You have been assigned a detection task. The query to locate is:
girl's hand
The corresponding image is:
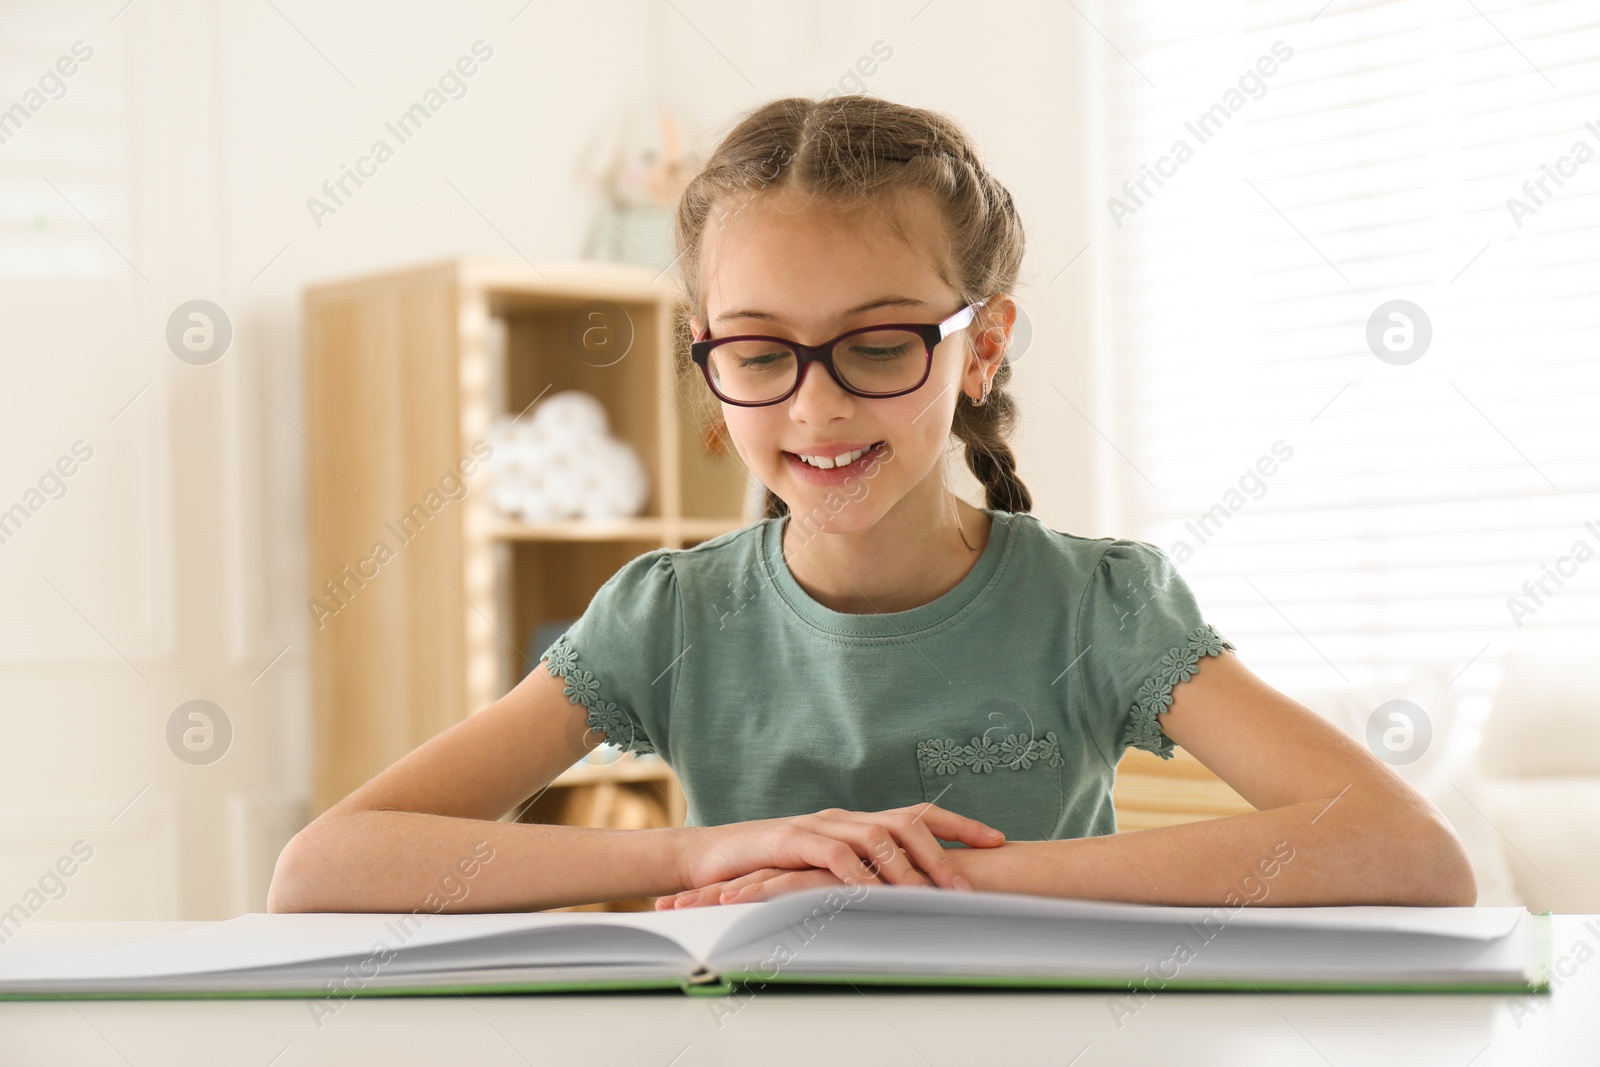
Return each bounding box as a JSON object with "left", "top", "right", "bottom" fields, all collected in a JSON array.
[
  {"left": 666, "top": 804, "right": 1004, "bottom": 906},
  {"left": 659, "top": 865, "right": 849, "bottom": 909}
]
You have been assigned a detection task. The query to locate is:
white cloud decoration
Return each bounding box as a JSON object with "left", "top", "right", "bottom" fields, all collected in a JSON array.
[{"left": 485, "top": 391, "right": 649, "bottom": 521}]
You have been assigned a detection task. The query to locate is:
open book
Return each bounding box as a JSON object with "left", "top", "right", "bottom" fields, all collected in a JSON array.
[{"left": 0, "top": 885, "right": 1549, "bottom": 1000}]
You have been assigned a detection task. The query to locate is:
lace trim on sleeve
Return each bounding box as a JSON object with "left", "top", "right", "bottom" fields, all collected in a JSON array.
[
  {"left": 1122, "top": 623, "right": 1234, "bottom": 760},
  {"left": 540, "top": 634, "right": 657, "bottom": 756}
]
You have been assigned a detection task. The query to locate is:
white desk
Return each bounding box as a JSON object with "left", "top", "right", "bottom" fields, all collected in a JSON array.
[{"left": 1, "top": 915, "right": 1594, "bottom": 1066}]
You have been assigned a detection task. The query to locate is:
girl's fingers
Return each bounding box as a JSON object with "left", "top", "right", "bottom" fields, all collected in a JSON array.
[
  {"left": 662, "top": 867, "right": 793, "bottom": 909},
  {"left": 830, "top": 812, "right": 965, "bottom": 890},
  {"left": 716, "top": 866, "right": 782, "bottom": 892},
  {"left": 793, "top": 828, "right": 897, "bottom": 888},
  {"left": 696, "top": 866, "right": 783, "bottom": 902},
  {"left": 813, "top": 806, "right": 1000, "bottom": 889},
  {"left": 669, "top": 830, "right": 887, "bottom": 907},
  {"left": 657, "top": 884, "right": 722, "bottom": 909},
  {"left": 720, "top": 869, "right": 838, "bottom": 904},
  {"left": 671, "top": 806, "right": 1002, "bottom": 905},
  {"left": 659, "top": 886, "right": 713, "bottom": 908},
  {"left": 906, "top": 804, "right": 1007, "bottom": 848},
  {"left": 885, "top": 819, "right": 971, "bottom": 891},
  {"left": 807, "top": 819, "right": 933, "bottom": 887},
  {"left": 661, "top": 881, "right": 747, "bottom": 908}
]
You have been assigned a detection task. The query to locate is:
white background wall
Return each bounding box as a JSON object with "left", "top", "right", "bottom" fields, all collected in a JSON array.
[{"left": 0, "top": 1, "right": 1097, "bottom": 919}]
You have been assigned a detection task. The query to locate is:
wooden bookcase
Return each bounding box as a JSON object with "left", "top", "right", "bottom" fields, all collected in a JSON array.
[
  {"left": 302, "top": 258, "right": 751, "bottom": 910},
  {"left": 301, "top": 257, "right": 1250, "bottom": 912}
]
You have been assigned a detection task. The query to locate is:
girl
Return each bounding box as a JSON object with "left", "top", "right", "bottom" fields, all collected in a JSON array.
[{"left": 268, "top": 96, "right": 1474, "bottom": 916}]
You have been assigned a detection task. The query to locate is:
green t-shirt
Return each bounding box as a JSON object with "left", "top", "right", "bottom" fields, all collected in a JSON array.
[{"left": 538, "top": 509, "right": 1233, "bottom": 843}]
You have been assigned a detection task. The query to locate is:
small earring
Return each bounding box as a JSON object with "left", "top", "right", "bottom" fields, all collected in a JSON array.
[{"left": 969, "top": 380, "right": 990, "bottom": 407}]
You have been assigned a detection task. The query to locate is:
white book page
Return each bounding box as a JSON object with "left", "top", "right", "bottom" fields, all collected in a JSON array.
[
  {"left": 2, "top": 887, "right": 1529, "bottom": 990},
  {"left": 712, "top": 910, "right": 1534, "bottom": 984},
  {"left": 377, "top": 905, "right": 767, "bottom": 976},
  {"left": 10, "top": 962, "right": 696, "bottom": 997},
  {"left": 10, "top": 907, "right": 753, "bottom": 984},
  {"left": 703, "top": 886, "right": 1528, "bottom": 970}
]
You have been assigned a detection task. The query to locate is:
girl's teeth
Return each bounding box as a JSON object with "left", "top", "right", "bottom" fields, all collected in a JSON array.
[
  {"left": 800, "top": 444, "right": 876, "bottom": 469},
  {"left": 805, "top": 450, "right": 858, "bottom": 469}
]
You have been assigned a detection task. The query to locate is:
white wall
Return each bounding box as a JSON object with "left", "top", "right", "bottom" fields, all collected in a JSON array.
[{"left": 0, "top": 0, "right": 1093, "bottom": 920}]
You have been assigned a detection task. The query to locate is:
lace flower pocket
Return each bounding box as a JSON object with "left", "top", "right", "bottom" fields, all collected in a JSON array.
[{"left": 913, "top": 730, "right": 1065, "bottom": 843}]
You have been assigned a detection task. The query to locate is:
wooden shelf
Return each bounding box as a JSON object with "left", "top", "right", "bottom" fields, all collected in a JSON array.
[
  {"left": 1111, "top": 748, "right": 1254, "bottom": 831},
  {"left": 550, "top": 753, "right": 678, "bottom": 787},
  {"left": 302, "top": 258, "right": 749, "bottom": 858}
]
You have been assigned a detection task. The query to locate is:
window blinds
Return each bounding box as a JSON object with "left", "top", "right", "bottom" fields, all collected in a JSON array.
[
  {"left": 1095, "top": 0, "right": 1600, "bottom": 712},
  {"left": 0, "top": 18, "right": 127, "bottom": 278}
]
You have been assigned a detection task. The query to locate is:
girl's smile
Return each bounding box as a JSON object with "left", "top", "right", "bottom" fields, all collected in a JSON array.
[{"left": 782, "top": 440, "right": 890, "bottom": 483}]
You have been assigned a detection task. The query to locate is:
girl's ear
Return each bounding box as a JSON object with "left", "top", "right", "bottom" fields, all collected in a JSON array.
[
  {"left": 689, "top": 317, "right": 707, "bottom": 342},
  {"left": 972, "top": 295, "right": 1017, "bottom": 368}
]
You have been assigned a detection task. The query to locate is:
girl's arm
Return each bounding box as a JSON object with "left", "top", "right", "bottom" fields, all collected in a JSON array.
[
  {"left": 951, "top": 649, "right": 1478, "bottom": 906},
  {"left": 672, "top": 650, "right": 1476, "bottom": 909},
  {"left": 267, "top": 662, "right": 687, "bottom": 913},
  {"left": 268, "top": 661, "right": 1002, "bottom": 912}
]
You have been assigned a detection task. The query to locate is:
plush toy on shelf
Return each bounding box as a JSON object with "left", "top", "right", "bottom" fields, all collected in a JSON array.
[
  {"left": 485, "top": 390, "right": 649, "bottom": 522},
  {"left": 579, "top": 106, "right": 694, "bottom": 270}
]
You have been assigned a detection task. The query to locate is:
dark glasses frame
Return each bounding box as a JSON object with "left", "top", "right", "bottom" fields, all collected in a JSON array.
[{"left": 689, "top": 298, "right": 989, "bottom": 407}]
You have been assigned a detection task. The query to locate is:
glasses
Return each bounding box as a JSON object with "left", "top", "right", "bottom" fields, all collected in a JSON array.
[{"left": 690, "top": 298, "right": 988, "bottom": 407}]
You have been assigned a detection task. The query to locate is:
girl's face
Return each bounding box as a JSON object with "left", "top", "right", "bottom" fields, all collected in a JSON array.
[{"left": 692, "top": 188, "right": 999, "bottom": 532}]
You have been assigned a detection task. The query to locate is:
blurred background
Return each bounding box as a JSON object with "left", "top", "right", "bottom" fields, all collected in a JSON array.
[{"left": 1, "top": 0, "right": 1597, "bottom": 922}]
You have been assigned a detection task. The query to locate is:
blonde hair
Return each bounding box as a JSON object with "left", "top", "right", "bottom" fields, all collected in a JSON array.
[{"left": 672, "top": 95, "right": 1033, "bottom": 518}]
